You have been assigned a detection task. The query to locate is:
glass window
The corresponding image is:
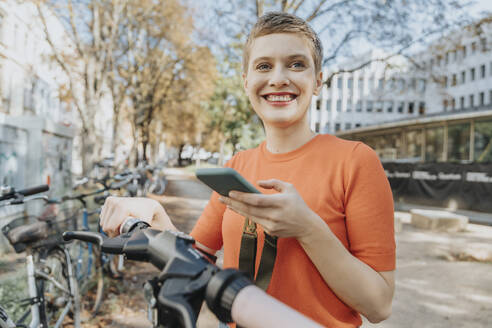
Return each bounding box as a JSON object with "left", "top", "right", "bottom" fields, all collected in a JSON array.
[
  {"left": 398, "top": 101, "right": 404, "bottom": 113},
  {"left": 378, "top": 78, "right": 384, "bottom": 90},
  {"left": 356, "top": 101, "right": 362, "bottom": 112},
  {"left": 372, "top": 133, "right": 402, "bottom": 161},
  {"left": 419, "top": 102, "right": 425, "bottom": 115},
  {"left": 463, "top": 46, "right": 467, "bottom": 58},
  {"left": 375, "top": 101, "right": 383, "bottom": 112},
  {"left": 346, "top": 101, "right": 352, "bottom": 112},
  {"left": 335, "top": 123, "right": 341, "bottom": 131},
  {"left": 460, "top": 96, "right": 465, "bottom": 109},
  {"left": 452, "top": 74, "right": 457, "bottom": 86},
  {"left": 410, "top": 78, "right": 416, "bottom": 90},
  {"left": 481, "top": 64, "right": 486, "bottom": 78},
  {"left": 447, "top": 123, "right": 470, "bottom": 162},
  {"left": 471, "top": 67, "right": 475, "bottom": 81},
  {"left": 470, "top": 94, "right": 474, "bottom": 108},
  {"left": 355, "top": 123, "right": 361, "bottom": 128},
  {"left": 445, "top": 52, "right": 449, "bottom": 65},
  {"left": 452, "top": 98, "right": 456, "bottom": 110},
  {"left": 347, "top": 78, "right": 353, "bottom": 89},
  {"left": 408, "top": 102, "right": 414, "bottom": 114},
  {"left": 386, "top": 101, "right": 393, "bottom": 113},
  {"left": 397, "top": 78, "right": 405, "bottom": 91},
  {"left": 405, "top": 130, "right": 423, "bottom": 161},
  {"left": 326, "top": 100, "right": 331, "bottom": 111},
  {"left": 480, "top": 92, "right": 485, "bottom": 106},
  {"left": 316, "top": 99, "right": 321, "bottom": 110},
  {"left": 419, "top": 79, "right": 426, "bottom": 92},
  {"left": 425, "top": 127, "right": 445, "bottom": 162},
  {"left": 366, "top": 100, "right": 373, "bottom": 112},
  {"left": 337, "top": 77, "right": 342, "bottom": 88},
  {"left": 345, "top": 123, "right": 351, "bottom": 130},
  {"left": 472, "top": 41, "right": 477, "bottom": 53},
  {"left": 474, "top": 119, "right": 492, "bottom": 162},
  {"left": 336, "top": 100, "right": 341, "bottom": 112},
  {"left": 461, "top": 71, "right": 466, "bottom": 84},
  {"left": 358, "top": 78, "right": 363, "bottom": 96},
  {"left": 315, "top": 122, "right": 320, "bottom": 132},
  {"left": 443, "top": 99, "right": 448, "bottom": 111},
  {"left": 443, "top": 76, "right": 448, "bottom": 88}
]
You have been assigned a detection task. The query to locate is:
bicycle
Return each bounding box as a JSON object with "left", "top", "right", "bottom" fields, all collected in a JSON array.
[
  {"left": 0, "top": 184, "right": 81, "bottom": 328},
  {"left": 61, "top": 174, "right": 134, "bottom": 319},
  {"left": 62, "top": 219, "right": 323, "bottom": 328}
]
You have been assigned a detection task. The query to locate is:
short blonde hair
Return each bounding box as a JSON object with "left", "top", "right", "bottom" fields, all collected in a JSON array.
[{"left": 243, "top": 12, "right": 323, "bottom": 74}]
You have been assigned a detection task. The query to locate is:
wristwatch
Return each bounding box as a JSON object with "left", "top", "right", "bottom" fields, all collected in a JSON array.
[{"left": 120, "top": 217, "right": 150, "bottom": 234}]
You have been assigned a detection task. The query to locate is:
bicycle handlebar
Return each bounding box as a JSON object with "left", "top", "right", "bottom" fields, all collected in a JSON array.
[
  {"left": 62, "top": 223, "right": 322, "bottom": 328},
  {"left": 0, "top": 184, "right": 49, "bottom": 201}
]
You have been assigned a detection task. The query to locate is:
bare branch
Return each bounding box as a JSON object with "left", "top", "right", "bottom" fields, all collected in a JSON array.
[
  {"left": 292, "top": 0, "right": 306, "bottom": 14},
  {"left": 305, "top": 0, "right": 329, "bottom": 22}
]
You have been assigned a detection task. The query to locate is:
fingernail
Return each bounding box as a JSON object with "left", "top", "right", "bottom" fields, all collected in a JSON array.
[{"left": 219, "top": 197, "right": 225, "bottom": 203}]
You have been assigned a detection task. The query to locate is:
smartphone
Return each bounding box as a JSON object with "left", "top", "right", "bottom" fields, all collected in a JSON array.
[{"left": 195, "top": 168, "right": 260, "bottom": 196}]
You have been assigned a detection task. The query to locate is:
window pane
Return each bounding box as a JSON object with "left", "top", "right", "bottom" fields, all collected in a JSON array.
[
  {"left": 447, "top": 123, "right": 470, "bottom": 162},
  {"left": 425, "top": 127, "right": 445, "bottom": 162},
  {"left": 474, "top": 119, "right": 492, "bottom": 162},
  {"left": 376, "top": 133, "right": 402, "bottom": 161},
  {"left": 405, "top": 130, "right": 423, "bottom": 161}
]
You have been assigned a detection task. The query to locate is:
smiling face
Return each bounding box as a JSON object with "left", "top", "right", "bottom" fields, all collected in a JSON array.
[{"left": 243, "top": 33, "right": 322, "bottom": 129}]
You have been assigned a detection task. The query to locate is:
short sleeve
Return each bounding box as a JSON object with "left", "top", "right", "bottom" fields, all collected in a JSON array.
[
  {"left": 189, "top": 190, "right": 225, "bottom": 251},
  {"left": 189, "top": 158, "right": 237, "bottom": 251},
  {"left": 344, "top": 143, "right": 396, "bottom": 271}
]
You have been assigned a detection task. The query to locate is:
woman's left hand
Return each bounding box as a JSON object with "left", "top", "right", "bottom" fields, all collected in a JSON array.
[{"left": 219, "top": 179, "right": 322, "bottom": 239}]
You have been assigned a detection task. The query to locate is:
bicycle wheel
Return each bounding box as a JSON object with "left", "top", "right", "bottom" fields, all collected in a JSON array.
[
  {"left": 77, "top": 245, "right": 104, "bottom": 320},
  {"left": 37, "top": 246, "right": 80, "bottom": 327}
]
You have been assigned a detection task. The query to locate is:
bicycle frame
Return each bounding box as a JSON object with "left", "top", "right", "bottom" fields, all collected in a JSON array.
[{"left": 3, "top": 247, "right": 79, "bottom": 328}]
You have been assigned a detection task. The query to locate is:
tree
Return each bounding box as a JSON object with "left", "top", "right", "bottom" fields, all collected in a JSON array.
[
  {"left": 115, "top": 0, "right": 217, "bottom": 165},
  {"left": 36, "top": 0, "right": 128, "bottom": 174}
]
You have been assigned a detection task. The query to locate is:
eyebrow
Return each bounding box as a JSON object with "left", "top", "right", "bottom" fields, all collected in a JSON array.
[{"left": 252, "top": 54, "right": 310, "bottom": 65}]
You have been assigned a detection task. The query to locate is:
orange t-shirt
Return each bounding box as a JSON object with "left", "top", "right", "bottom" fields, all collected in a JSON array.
[{"left": 190, "top": 134, "right": 396, "bottom": 327}]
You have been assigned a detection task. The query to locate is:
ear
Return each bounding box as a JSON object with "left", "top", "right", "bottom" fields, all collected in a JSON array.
[
  {"left": 242, "top": 72, "right": 248, "bottom": 91},
  {"left": 313, "top": 71, "right": 323, "bottom": 96}
]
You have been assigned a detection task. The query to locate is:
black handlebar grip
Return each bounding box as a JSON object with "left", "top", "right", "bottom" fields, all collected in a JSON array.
[
  {"left": 0, "top": 184, "right": 49, "bottom": 201},
  {"left": 18, "top": 184, "right": 49, "bottom": 197}
]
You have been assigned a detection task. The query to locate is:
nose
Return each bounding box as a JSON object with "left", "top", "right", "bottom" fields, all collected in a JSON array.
[{"left": 268, "top": 66, "right": 290, "bottom": 87}]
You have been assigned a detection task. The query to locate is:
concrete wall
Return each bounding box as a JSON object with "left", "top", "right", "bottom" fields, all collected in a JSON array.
[{"left": 0, "top": 113, "right": 74, "bottom": 253}]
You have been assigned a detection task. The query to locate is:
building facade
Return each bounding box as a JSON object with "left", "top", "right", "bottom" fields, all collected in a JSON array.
[{"left": 310, "top": 20, "right": 492, "bottom": 134}]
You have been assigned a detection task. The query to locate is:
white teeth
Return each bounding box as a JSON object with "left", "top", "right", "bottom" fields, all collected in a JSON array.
[{"left": 265, "top": 95, "right": 294, "bottom": 102}]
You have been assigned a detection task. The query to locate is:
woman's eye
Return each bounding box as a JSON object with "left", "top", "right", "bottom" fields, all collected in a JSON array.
[
  {"left": 256, "top": 63, "right": 271, "bottom": 71},
  {"left": 291, "top": 61, "right": 306, "bottom": 69}
]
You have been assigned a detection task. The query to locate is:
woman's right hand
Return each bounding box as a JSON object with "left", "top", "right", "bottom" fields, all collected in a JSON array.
[{"left": 100, "top": 196, "right": 176, "bottom": 237}]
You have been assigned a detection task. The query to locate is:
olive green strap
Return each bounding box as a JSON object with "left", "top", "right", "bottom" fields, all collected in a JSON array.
[
  {"left": 238, "top": 218, "right": 278, "bottom": 291},
  {"left": 238, "top": 218, "right": 257, "bottom": 281},
  {"left": 255, "top": 232, "right": 277, "bottom": 291}
]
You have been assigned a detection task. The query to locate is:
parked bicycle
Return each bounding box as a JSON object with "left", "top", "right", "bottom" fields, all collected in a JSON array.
[
  {"left": 62, "top": 173, "right": 135, "bottom": 319},
  {"left": 0, "top": 184, "right": 81, "bottom": 328},
  {"left": 63, "top": 219, "right": 322, "bottom": 328}
]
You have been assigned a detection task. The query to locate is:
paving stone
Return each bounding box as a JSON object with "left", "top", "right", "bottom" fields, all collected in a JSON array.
[{"left": 410, "top": 209, "right": 468, "bottom": 232}]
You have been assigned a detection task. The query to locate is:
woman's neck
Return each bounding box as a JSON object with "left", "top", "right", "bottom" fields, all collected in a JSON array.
[{"left": 264, "top": 123, "right": 316, "bottom": 154}]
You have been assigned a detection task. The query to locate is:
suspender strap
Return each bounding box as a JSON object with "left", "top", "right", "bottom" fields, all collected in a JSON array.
[{"left": 238, "top": 217, "right": 278, "bottom": 291}]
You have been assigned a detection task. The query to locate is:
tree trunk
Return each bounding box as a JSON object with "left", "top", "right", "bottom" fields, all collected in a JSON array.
[
  {"left": 218, "top": 138, "right": 226, "bottom": 166},
  {"left": 178, "top": 143, "right": 185, "bottom": 167}
]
